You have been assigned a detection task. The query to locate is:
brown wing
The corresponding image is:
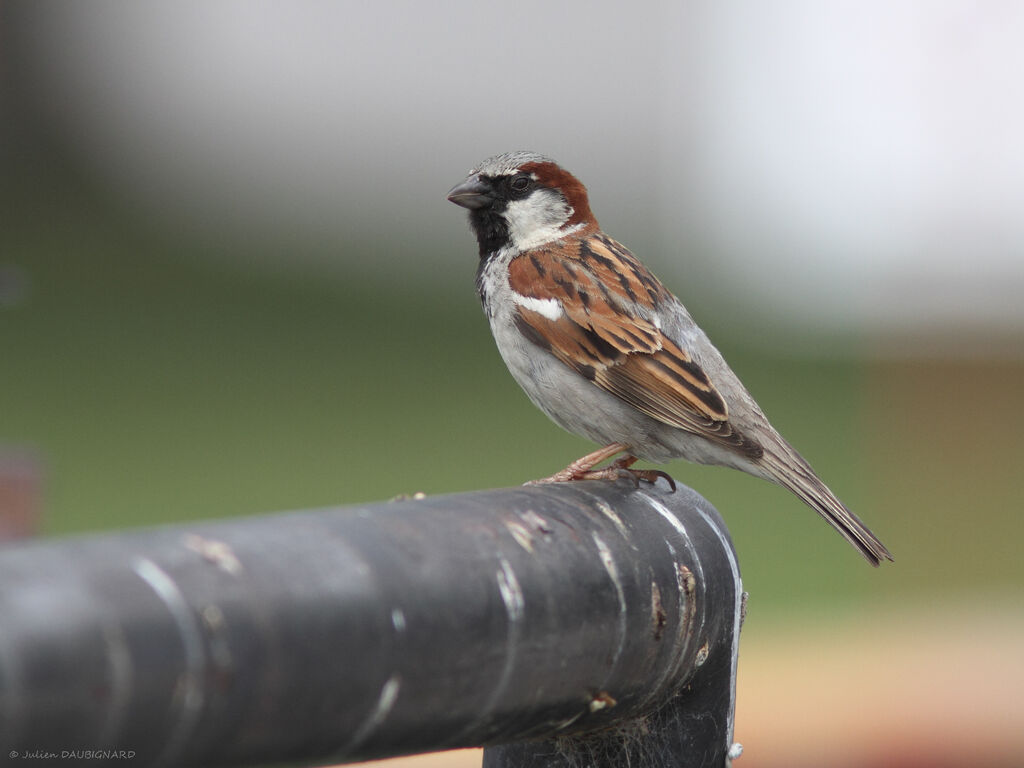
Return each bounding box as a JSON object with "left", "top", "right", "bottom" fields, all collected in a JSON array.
[{"left": 509, "top": 235, "right": 762, "bottom": 457}]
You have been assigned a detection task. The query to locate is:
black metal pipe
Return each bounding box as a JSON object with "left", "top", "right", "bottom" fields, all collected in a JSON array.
[{"left": 0, "top": 481, "right": 743, "bottom": 768}]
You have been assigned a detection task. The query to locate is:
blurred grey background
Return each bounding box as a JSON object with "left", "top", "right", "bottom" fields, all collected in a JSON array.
[
  {"left": 7, "top": 1, "right": 1024, "bottom": 346},
  {"left": 2, "top": 3, "right": 1023, "bottom": 763}
]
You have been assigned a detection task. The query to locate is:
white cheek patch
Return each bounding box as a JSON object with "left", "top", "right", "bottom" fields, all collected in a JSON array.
[
  {"left": 513, "top": 294, "right": 564, "bottom": 321},
  {"left": 503, "top": 190, "right": 583, "bottom": 251}
]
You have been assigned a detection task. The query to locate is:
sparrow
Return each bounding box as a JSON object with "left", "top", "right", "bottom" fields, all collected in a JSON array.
[{"left": 447, "top": 151, "right": 892, "bottom": 567}]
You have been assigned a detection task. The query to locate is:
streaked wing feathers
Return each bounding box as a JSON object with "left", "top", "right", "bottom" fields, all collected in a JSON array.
[{"left": 509, "top": 235, "right": 762, "bottom": 457}]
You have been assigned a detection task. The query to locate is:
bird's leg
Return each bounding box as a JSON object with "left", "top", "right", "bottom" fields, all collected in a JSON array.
[
  {"left": 527, "top": 443, "right": 628, "bottom": 484},
  {"left": 527, "top": 443, "right": 676, "bottom": 491}
]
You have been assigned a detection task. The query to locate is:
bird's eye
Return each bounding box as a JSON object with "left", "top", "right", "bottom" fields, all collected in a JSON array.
[{"left": 510, "top": 175, "right": 531, "bottom": 192}]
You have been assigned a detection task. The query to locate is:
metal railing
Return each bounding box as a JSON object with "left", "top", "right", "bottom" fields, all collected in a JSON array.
[{"left": 0, "top": 481, "right": 744, "bottom": 768}]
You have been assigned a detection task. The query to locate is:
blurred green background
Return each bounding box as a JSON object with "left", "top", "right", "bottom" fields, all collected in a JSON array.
[{"left": 4, "top": 151, "right": 1021, "bottom": 610}]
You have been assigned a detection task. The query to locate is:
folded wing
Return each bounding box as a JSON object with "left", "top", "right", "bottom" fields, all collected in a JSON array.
[{"left": 509, "top": 235, "right": 763, "bottom": 459}]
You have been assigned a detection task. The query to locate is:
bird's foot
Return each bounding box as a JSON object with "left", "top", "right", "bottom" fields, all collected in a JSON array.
[
  {"left": 525, "top": 445, "right": 676, "bottom": 491},
  {"left": 603, "top": 455, "right": 676, "bottom": 491},
  {"left": 612, "top": 467, "right": 677, "bottom": 492}
]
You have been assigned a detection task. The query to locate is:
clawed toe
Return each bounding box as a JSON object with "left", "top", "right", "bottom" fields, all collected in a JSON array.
[
  {"left": 607, "top": 455, "right": 677, "bottom": 491},
  {"left": 596, "top": 466, "right": 676, "bottom": 491},
  {"left": 527, "top": 465, "right": 676, "bottom": 491},
  {"left": 524, "top": 444, "right": 676, "bottom": 491},
  {"left": 628, "top": 468, "right": 677, "bottom": 491}
]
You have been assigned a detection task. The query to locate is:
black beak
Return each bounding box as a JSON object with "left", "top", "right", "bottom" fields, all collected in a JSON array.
[{"left": 446, "top": 173, "right": 493, "bottom": 210}]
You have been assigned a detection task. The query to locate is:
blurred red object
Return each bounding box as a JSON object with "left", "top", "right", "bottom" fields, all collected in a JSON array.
[{"left": 0, "top": 451, "right": 42, "bottom": 540}]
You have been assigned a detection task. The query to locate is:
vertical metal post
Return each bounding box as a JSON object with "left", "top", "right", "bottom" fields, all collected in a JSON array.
[{"left": 482, "top": 490, "right": 744, "bottom": 768}]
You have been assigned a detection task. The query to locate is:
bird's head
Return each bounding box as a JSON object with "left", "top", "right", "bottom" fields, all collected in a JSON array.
[{"left": 447, "top": 151, "right": 597, "bottom": 256}]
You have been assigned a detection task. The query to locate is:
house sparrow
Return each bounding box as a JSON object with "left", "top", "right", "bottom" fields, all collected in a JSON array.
[{"left": 447, "top": 151, "right": 892, "bottom": 566}]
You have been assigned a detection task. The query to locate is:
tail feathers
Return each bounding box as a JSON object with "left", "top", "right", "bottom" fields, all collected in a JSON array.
[{"left": 761, "top": 449, "right": 893, "bottom": 567}]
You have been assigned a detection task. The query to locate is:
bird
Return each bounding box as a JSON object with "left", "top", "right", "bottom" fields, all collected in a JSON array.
[{"left": 447, "top": 151, "right": 892, "bottom": 567}]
